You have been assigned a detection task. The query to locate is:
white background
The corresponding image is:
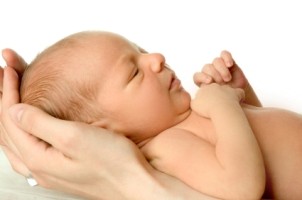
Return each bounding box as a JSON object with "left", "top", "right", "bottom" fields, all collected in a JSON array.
[
  {"left": 0, "top": 1, "right": 301, "bottom": 199},
  {"left": 1, "top": 0, "right": 301, "bottom": 113}
]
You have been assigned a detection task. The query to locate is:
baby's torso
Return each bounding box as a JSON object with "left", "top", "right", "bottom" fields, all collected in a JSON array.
[
  {"left": 243, "top": 105, "right": 302, "bottom": 198},
  {"left": 141, "top": 105, "right": 302, "bottom": 199}
]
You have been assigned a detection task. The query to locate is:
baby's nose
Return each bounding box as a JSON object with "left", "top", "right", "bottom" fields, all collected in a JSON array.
[{"left": 147, "top": 53, "right": 165, "bottom": 73}]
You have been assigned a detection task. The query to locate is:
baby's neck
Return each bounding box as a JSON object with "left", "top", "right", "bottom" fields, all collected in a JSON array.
[
  {"left": 138, "top": 110, "right": 215, "bottom": 148},
  {"left": 137, "top": 109, "right": 192, "bottom": 148}
]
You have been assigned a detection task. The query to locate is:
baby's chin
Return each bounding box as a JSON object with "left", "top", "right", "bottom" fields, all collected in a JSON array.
[{"left": 177, "top": 106, "right": 192, "bottom": 123}]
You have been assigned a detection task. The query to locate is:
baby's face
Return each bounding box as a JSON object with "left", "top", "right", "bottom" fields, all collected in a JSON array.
[{"left": 78, "top": 32, "right": 191, "bottom": 144}]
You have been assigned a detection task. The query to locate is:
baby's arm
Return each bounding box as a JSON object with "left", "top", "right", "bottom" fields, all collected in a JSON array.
[
  {"left": 191, "top": 84, "right": 265, "bottom": 199},
  {"left": 144, "top": 84, "right": 265, "bottom": 200},
  {"left": 194, "top": 51, "right": 262, "bottom": 106}
]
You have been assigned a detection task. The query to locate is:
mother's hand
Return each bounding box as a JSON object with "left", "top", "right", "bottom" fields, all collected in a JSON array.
[
  {"left": 7, "top": 103, "right": 155, "bottom": 199},
  {"left": 1, "top": 48, "right": 29, "bottom": 176}
]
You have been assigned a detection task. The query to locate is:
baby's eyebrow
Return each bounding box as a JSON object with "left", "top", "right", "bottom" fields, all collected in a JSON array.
[{"left": 138, "top": 47, "right": 148, "bottom": 53}]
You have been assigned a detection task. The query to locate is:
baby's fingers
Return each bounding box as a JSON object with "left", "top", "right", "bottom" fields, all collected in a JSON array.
[
  {"left": 220, "top": 50, "right": 234, "bottom": 67},
  {"left": 212, "top": 58, "right": 232, "bottom": 82},
  {"left": 193, "top": 72, "right": 213, "bottom": 86}
]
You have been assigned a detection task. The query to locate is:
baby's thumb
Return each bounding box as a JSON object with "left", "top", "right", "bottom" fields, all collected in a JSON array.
[{"left": 236, "top": 88, "right": 245, "bottom": 102}]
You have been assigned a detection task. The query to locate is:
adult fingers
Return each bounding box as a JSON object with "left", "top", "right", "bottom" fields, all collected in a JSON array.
[
  {"left": 0, "top": 68, "right": 4, "bottom": 114},
  {"left": 0, "top": 122, "right": 22, "bottom": 158},
  {"left": 2, "top": 67, "right": 20, "bottom": 112},
  {"left": 2, "top": 109, "right": 72, "bottom": 177},
  {"left": 0, "top": 67, "right": 3, "bottom": 91},
  {"left": 1, "top": 48, "right": 26, "bottom": 113},
  {"left": 2, "top": 144, "right": 76, "bottom": 192},
  {"left": 2, "top": 48, "right": 27, "bottom": 75},
  {"left": 2, "top": 67, "right": 56, "bottom": 166},
  {"left": 1, "top": 67, "right": 23, "bottom": 156},
  {"left": 9, "top": 103, "right": 80, "bottom": 156},
  {"left": 1, "top": 146, "right": 30, "bottom": 176}
]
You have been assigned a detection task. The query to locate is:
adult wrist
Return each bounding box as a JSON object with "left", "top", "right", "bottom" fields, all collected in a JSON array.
[
  {"left": 108, "top": 160, "right": 184, "bottom": 200},
  {"left": 87, "top": 162, "right": 215, "bottom": 200},
  {"left": 117, "top": 162, "right": 175, "bottom": 200},
  {"left": 146, "top": 169, "right": 217, "bottom": 200}
]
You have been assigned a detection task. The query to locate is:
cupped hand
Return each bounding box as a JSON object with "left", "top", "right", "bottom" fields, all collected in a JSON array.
[
  {"left": 1, "top": 48, "right": 27, "bottom": 138},
  {"left": 7, "top": 102, "right": 152, "bottom": 199},
  {"left": 1, "top": 48, "right": 27, "bottom": 75},
  {"left": 1, "top": 48, "right": 29, "bottom": 174}
]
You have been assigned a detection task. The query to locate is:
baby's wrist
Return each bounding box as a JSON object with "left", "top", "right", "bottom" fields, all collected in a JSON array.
[{"left": 209, "top": 101, "right": 241, "bottom": 116}]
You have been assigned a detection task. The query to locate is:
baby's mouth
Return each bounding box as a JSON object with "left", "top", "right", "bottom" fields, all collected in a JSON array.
[{"left": 169, "top": 74, "right": 181, "bottom": 90}]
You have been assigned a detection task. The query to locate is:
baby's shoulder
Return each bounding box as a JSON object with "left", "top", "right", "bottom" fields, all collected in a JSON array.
[{"left": 140, "top": 128, "right": 207, "bottom": 166}]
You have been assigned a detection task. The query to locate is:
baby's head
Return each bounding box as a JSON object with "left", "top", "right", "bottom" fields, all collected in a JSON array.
[
  {"left": 21, "top": 31, "right": 191, "bottom": 144},
  {"left": 21, "top": 31, "right": 102, "bottom": 124}
]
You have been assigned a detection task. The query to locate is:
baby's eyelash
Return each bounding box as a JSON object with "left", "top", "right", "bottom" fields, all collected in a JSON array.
[
  {"left": 133, "top": 69, "right": 139, "bottom": 77},
  {"left": 130, "top": 68, "right": 139, "bottom": 81}
]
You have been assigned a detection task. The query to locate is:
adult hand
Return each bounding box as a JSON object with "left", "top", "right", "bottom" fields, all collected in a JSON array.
[
  {"left": 1, "top": 48, "right": 29, "bottom": 176},
  {"left": 7, "top": 104, "right": 154, "bottom": 199},
  {"left": 1, "top": 48, "right": 27, "bottom": 75},
  {"left": 1, "top": 48, "right": 27, "bottom": 125}
]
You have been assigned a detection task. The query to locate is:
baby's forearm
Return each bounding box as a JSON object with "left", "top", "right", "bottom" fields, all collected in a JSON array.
[
  {"left": 211, "top": 102, "right": 265, "bottom": 195},
  {"left": 213, "top": 102, "right": 263, "bottom": 168}
]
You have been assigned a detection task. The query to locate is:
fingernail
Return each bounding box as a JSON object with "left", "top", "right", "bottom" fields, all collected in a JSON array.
[
  {"left": 227, "top": 61, "right": 233, "bottom": 67},
  {"left": 9, "top": 104, "right": 24, "bottom": 122},
  {"left": 206, "top": 76, "right": 212, "bottom": 83},
  {"left": 225, "top": 75, "right": 231, "bottom": 82}
]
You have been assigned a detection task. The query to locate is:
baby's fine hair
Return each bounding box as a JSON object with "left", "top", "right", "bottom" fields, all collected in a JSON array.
[{"left": 20, "top": 32, "right": 102, "bottom": 123}]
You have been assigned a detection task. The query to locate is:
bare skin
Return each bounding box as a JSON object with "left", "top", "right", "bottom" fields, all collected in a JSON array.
[
  {"left": 0, "top": 49, "right": 221, "bottom": 200},
  {"left": 2, "top": 45, "right": 302, "bottom": 199},
  {"left": 140, "top": 95, "right": 302, "bottom": 200},
  {"left": 193, "top": 52, "right": 302, "bottom": 199}
]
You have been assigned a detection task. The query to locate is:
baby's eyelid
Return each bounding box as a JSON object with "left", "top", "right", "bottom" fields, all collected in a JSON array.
[
  {"left": 129, "top": 67, "right": 139, "bottom": 81},
  {"left": 133, "top": 68, "right": 139, "bottom": 77}
]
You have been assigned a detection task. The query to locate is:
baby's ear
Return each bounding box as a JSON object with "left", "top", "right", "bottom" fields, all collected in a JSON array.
[{"left": 90, "top": 118, "right": 110, "bottom": 129}]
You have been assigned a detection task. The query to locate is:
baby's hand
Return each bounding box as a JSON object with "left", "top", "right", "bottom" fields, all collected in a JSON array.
[
  {"left": 191, "top": 83, "right": 245, "bottom": 118},
  {"left": 194, "top": 50, "right": 248, "bottom": 89}
]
